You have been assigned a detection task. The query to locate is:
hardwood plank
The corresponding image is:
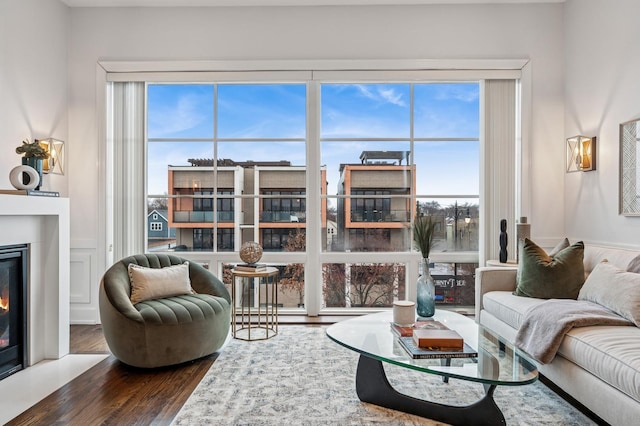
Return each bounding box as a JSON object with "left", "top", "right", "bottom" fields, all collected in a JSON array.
[
  {"left": 69, "top": 324, "right": 110, "bottom": 354},
  {"left": 7, "top": 354, "right": 216, "bottom": 425}
]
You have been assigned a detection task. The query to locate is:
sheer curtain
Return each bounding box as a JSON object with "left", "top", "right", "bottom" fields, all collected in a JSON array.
[
  {"left": 481, "top": 79, "right": 517, "bottom": 265},
  {"left": 106, "top": 81, "right": 145, "bottom": 262}
]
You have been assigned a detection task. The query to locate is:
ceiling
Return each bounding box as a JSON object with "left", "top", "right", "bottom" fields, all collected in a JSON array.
[{"left": 60, "top": 0, "right": 563, "bottom": 8}]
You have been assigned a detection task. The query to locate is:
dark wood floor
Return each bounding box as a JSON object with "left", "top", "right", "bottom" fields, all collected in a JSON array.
[{"left": 7, "top": 317, "right": 343, "bottom": 425}]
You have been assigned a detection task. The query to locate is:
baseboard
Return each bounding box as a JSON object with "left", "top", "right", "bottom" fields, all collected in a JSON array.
[
  {"left": 538, "top": 374, "right": 610, "bottom": 426},
  {"left": 70, "top": 306, "right": 99, "bottom": 324}
]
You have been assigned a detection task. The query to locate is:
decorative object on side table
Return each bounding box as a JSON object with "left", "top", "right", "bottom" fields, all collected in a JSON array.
[
  {"left": 499, "top": 218, "right": 508, "bottom": 263},
  {"left": 13, "top": 139, "right": 48, "bottom": 191},
  {"left": 239, "top": 241, "right": 263, "bottom": 264},
  {"left": 236, "top": 242, "right": 266, "bottom": 271},
  {"left": 413, "top": 215, "right": 436, "bottom": 318},
  {"left": 516, "top": 216, "right": 531, "bottom": 262}
]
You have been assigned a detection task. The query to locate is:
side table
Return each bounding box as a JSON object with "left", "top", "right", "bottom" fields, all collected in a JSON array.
[{"left": 231, "top": 266, "right": 279, "bottom": 341}]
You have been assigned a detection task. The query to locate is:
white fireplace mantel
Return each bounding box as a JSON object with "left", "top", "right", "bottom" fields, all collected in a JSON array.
[{"left": 0, "top": 194, "right": 70, "bottom": 364}]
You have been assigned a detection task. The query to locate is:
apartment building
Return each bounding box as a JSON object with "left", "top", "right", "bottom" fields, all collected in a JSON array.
[{"left": 167, "top": 158, "right": 326, "bottom": 252}]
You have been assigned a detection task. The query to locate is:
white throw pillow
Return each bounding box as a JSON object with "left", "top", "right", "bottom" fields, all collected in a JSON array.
[
  {"left": 578, "top": 261, "right": 640, "bottom": 327},
  {"left": 128, "top": 262, "right": 193, "bottom": 304}
]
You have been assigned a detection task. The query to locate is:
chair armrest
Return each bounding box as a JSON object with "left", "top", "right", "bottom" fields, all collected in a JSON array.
[
  {"left": 100, "top": 266, "right": 144, "bottom": 322},
  {"left": 189, "top": 262, "right": 231, "bottom": 305},
  {"left": 474, "top": 267, "right": 517, "bottom": 320}
]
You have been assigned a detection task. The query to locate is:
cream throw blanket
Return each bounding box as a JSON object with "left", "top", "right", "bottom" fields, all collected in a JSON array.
[{"left": 515, "top": 299, "right": 633, "bottom": 364}]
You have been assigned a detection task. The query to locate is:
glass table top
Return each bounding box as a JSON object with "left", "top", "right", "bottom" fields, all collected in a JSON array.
[{"left": 326, "top": 310, "right": 538, "bottom": 386}]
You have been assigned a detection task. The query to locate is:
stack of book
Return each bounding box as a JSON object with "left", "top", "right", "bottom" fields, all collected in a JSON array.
[
  {"left": 234, "top": 263, "right": 268, "bottom": 272},
  {"left": 392, "top": 320, "right": 478, "bottom": 359},
  {"left": 0, "top": 189, "right": 60, "bottom": 197},
  {"left": 390, "top": 320, "right": 448, "bottom": 337}
]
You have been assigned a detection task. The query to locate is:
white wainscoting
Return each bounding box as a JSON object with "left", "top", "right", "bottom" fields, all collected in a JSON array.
[{"left": 70, "top": 248, "right": 99, "bottom": 324}]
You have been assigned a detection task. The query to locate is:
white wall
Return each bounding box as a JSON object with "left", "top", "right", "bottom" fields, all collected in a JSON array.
[
  {"left": 67, "top": 3, "right": 565, "bottom": 322},
  {"left": 0, "top": 0, "right": 69, "bottom": 195},
  {"left": 564, "top": 0, "right": 640, "bottom": 247}
]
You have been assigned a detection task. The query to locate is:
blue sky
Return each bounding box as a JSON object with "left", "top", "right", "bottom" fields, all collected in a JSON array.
[{"left": 146, "top": 82, "right": 479, "bottom": 201}]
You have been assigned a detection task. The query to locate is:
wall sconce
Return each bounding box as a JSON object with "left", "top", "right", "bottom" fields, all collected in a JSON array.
[
  {"left": 37, "top": 138, "right": 65, "bottom": 175},
  {"left": 566, "top": 135, "right": 596, "bottom": 172}
]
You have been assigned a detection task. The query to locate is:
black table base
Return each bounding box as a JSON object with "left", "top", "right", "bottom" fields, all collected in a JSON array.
[{"left": 355, "top": 354, "right": 506, "bottom": 426}]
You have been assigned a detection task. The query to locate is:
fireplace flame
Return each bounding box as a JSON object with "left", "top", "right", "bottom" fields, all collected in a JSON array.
[{"left": 0, "top": 286, "right": 8, "bottom": 312}]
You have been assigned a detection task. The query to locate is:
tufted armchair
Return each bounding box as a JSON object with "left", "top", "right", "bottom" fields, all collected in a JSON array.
[{"left": 99, "top": 254, "right": 231, "bottom": 368}]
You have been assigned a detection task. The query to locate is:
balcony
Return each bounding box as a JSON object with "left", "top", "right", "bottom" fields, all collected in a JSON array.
[
  {"left": 173, "top": 210, "right": 234, "bottom": 223},
  {"left": 260, "top": 211, "right": 306, "bottom": 223},
  {"left": 350, "top": 210, "right": 410, "bottom": 223}
]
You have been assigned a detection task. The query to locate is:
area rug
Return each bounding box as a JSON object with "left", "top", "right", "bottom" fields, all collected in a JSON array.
[{"left": 172, "top": 326, "right": 594, "bottom": 425}]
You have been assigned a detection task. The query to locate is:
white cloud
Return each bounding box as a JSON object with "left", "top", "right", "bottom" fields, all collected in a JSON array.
[
  {"left": 148, "top": 93, "right": 210, "bottom": 137},
  {"left": 378, "top": 87, "right": 406, "bottom": 107},
  {"left": 434, "top": 85, "right": 479, "bottom": 103},
  {"left": 353, "top": 84, "right": 407, "bottom": 107}
]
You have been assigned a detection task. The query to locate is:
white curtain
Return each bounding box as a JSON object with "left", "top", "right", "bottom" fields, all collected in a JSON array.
[
  {"left": 481, "top": 79, "right": 517, "bottom": 265},
  {"left": 106, "top": 81, "right": 145, "bottom": 262}
]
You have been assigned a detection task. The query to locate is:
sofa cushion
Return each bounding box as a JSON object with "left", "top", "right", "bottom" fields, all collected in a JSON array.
[
  {"left": 557, "top": 325, "right": 640, "bottom": 403},
  {"left": 583, "top": 245, "right": 640, "bottom": 273},
  {"left": 482, "top": 291, "right": 546, "bottom": 330},
  {"left": 515, "top": 238, "right": 585, "bottom": 299},
  {"left": 578, "top": 261, "right": 640, "bottom": 327},
  {"left": 135, "top": 293, "right": 230, "bottom": 325},
  {"left": 626, "top": 254, "right": 640, "bottom": 273},
  {"left": 128, "top": 262, "right": 193, "bottom": 304}
]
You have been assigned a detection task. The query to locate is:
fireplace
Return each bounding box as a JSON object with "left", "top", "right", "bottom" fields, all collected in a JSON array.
[{"left": 0, "top": 245, "right": 28, "bottom": 381}]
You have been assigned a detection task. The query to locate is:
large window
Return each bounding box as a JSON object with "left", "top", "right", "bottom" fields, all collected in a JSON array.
[
  {"left": 321, "top": 83, "right": 479, "bottom": 254},
  {"left": 145, "top": 80, "right": 483, "bottom": 313}
]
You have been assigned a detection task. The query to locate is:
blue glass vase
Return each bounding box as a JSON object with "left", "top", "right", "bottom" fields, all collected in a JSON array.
[{"left": 416, "top": 258, "right": 436, "bottom": 318}]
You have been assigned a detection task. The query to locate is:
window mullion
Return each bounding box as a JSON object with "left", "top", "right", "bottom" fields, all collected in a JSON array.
[{"left": 306, "top": 81, "right": 322, "bottom": 316}]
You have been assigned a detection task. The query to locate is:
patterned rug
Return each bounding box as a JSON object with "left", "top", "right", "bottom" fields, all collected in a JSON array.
[{"left": 172, "top": 326, "right": 594, "bottom": 425}]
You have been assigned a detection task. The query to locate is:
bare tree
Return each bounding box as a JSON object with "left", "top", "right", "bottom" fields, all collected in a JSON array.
[
  {"left": 148, "top": 197, "right": 168, "bottom": 211},
  {"left": 323, "top": 230, "right": 405, "bottom": 308},
  {"left": 279, "top": 230, "right": 306, "bottom": 307}
]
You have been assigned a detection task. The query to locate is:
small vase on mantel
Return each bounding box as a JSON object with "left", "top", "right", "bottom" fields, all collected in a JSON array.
[{"left": 416, "top": 258, "right": 436, "bottom": 318}]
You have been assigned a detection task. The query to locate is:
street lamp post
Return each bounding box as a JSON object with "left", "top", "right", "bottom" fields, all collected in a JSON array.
[
  {"left": 453, "top": 202, "right": 471, "bottom": 250},
  {"left": 454, "top": 202, "right": 459, "bottom": 250}
]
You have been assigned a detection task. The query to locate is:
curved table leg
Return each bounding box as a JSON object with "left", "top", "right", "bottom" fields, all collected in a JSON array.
[{"left": 355, "top": 354, "right": 506, "bottom": 426}]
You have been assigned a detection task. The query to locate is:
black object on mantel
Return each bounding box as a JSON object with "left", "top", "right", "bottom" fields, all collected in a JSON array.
[{"left": 499, "top": 219, "right": 508, "bottom": 263}]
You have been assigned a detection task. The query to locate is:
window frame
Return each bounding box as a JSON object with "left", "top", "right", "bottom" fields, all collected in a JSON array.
[{"left": 101, "top": 59, "right": 529, "bottom": 317}]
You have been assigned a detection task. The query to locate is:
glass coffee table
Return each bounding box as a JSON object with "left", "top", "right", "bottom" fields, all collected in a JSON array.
[{"left": 326, "top": 310, "right": 538, "bottom": 426}]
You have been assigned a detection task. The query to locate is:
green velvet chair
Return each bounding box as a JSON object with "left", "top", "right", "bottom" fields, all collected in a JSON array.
[{"left": 99, "top": 254, "right": 231, "bottom": 368}]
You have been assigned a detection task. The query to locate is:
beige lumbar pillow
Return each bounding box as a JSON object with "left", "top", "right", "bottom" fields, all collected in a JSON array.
[
  {"left": 578, "top": 261, "right": 640, "bottom": 327},
  {"left": 128, "top": 262, "right": 193, "bottom": 304}
]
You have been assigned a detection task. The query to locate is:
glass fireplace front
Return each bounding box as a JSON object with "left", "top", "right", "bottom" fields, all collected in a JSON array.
[{"left": 0, "top": 244, "right": 27, "bottom": 381}]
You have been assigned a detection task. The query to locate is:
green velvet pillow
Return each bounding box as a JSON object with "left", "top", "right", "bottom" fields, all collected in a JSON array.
[{"left": 514, "top": 238, "right": 585, "bottom": 299}]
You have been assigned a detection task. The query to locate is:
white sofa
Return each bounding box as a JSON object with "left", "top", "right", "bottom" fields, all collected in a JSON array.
[{"left": 475, "top": 245, "right": 640, "bottom": 426}]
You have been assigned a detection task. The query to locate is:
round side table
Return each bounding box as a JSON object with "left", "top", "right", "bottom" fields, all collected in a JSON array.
[{"left": 231, "top": 266, "right": 279, "bottom": 341}]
